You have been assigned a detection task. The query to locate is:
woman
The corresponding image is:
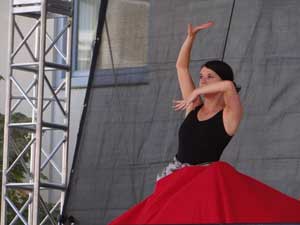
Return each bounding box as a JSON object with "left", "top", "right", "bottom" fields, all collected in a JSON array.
[
  {"left": 109, "top": 22, "right": 300, "bottom": 225},
  {"left": 156, "top": 21, "right": 243, "bottom": 181}
]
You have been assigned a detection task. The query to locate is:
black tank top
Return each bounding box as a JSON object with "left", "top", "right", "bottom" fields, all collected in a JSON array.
[{"left": 176, "top": 103, "right": 233, "bottom": 165}]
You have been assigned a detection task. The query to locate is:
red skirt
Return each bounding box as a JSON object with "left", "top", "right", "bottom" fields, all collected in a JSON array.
[{"left": 108, "top": 161, "right": 300, "bottom": 224}]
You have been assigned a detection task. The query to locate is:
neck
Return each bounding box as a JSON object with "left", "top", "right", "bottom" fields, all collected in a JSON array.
[{"left": 202, "top": 94, "right": 225, "bottom": 112}]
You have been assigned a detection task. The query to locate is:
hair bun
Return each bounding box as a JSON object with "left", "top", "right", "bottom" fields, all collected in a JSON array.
[{"left": 232, "top": 81, "right": 241, "bottom": 93}]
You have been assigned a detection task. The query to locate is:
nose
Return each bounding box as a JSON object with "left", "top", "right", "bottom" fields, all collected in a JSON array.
[{"left": 201, "top": 78, "right": 208, "bottom": 84}]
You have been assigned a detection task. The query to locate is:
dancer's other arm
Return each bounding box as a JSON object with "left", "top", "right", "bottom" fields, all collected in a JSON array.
[
  {"left": 175, "top": 21, "right": 214, "bottom": 117},
  {"left": 173, "top": 81, "right": 244, "bottom": 127}
]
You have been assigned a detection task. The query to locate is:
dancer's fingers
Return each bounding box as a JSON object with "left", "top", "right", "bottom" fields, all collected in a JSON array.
[
  {"left": 199, "top": 21, "right": 214, "bottom": 29},
  {"left": 187, "top": 23, "right": 192, "bottom": 35},
  {"left": 173, "top": 99, "right": 185, "bottom": 103},
  {"left": 174, "top": 106, "right": 185, "bottom": 111},
  {"left": 173, "top": 99, "right": 193, "bottom": 111},
  {"left": 173, "top": 104, "right": 184, "bottom": 110},
  {"left": 173, "top": 103, "right": 185, "bottom": 111},
  {"left": 194, "top": 21, "right": 214, "bottom": 32},
  {"left": 172, "top": 101, "right": 185, "bottom": 108},
  {"left": 173, "top": 100, "right": 193, "bottom": 111},
  {"left": 173, "top": 104, "right": 181, "bottom": 111},
  {"left": 174, "top": 101, "right": 186, "bottom": 107}
]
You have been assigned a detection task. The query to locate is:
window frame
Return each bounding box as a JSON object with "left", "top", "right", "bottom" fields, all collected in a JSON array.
[{"left": 69, "top": 0, "right": 149, "bottom": 89}]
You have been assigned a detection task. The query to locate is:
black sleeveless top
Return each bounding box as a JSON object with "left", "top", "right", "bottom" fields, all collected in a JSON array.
[{"left": 175, "top": 103, "right": 233, "bottom": 165}]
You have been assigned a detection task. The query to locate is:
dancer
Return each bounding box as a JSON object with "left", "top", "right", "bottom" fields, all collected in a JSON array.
[
  {"left": 109, "top": 22, "right": 300, "bottom": 225},
  {"left": 156, "top": 21, "right": 243, "bottom": 181}
]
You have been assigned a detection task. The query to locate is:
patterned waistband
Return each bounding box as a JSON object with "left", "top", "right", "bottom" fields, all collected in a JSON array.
[
  {"left": 172, "top": 156, "right": 214, "bottom": 166},
  {"left": 156, "top": 156, "right": 215, "bottom": 182}
]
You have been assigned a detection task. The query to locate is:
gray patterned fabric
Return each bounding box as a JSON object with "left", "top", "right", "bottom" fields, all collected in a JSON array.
[
  {"left": 156, "top": 156, "right": 213, "bottom": 182},
  {"left": 64, "top": 1, "right": 300, "bottom": 224}
]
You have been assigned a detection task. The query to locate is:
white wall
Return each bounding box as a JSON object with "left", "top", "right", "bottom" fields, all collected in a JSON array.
[{"left": 0, "top": 0, "right": 9, "bottom": 113}]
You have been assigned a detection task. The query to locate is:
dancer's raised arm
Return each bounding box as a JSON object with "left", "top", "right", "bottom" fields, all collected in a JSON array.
[{"left": 176, "top": 22, "right": 214, "bottom": 116}]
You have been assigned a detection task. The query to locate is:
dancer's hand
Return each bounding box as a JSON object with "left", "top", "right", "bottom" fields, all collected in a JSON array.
[
  {"left": 187, "top": 21, "right": 214, "bottom": 38},
  {"left": 173, "top": 90, "right": 199, "bottom": 111}
]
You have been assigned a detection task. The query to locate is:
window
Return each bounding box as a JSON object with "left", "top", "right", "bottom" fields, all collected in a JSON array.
[{"left": 72, "top": 0, "right": 149, "bottom": 88}]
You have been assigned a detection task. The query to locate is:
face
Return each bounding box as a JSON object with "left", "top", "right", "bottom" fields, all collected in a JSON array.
[{"left": 198, "top": 66, "right": 222, "bottom": 87}]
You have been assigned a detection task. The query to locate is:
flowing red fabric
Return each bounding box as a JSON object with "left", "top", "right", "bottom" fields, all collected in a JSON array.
[{"left": 108, "top": 161, "right": 300, "bottom": 224}]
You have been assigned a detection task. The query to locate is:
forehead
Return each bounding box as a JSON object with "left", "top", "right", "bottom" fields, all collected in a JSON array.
[{"left": 199, "top": 66, "right": 219, "bottom": 76}]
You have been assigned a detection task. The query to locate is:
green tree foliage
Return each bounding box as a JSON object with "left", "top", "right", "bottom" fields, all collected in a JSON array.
[
  {"left": 1, "top": 113, "right": 60, "bottom": 224},
  {"left": 0, "top": 112, "right": 31, "bottom": 223}
]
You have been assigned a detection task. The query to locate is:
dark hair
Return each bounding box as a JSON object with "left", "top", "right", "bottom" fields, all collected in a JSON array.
[{"left": 201, "top": 60, "right": 241, "bottom": 93}]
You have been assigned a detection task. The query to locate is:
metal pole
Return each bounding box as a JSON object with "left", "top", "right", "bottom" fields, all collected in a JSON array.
[
  {"left": 32, "top": 0, "right": 48, "bottom": 224},
  {"left": 1, "top": 0, "right": 14, "bottom": 224},
  {"left": 28, "top": 16, "right": 41, "bottom": 225},
  {"left": 61, "top": 15, "right": 73, "bottom": 213}
]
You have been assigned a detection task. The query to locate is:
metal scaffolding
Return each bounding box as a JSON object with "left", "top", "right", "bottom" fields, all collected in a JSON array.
[{"left": 1, "top": 0, "right": 73, "bottom": 224}]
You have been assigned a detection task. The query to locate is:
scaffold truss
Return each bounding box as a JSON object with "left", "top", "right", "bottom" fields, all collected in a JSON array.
[{"left": 1, "top": 0, "right": 73, "bottom": 224}]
